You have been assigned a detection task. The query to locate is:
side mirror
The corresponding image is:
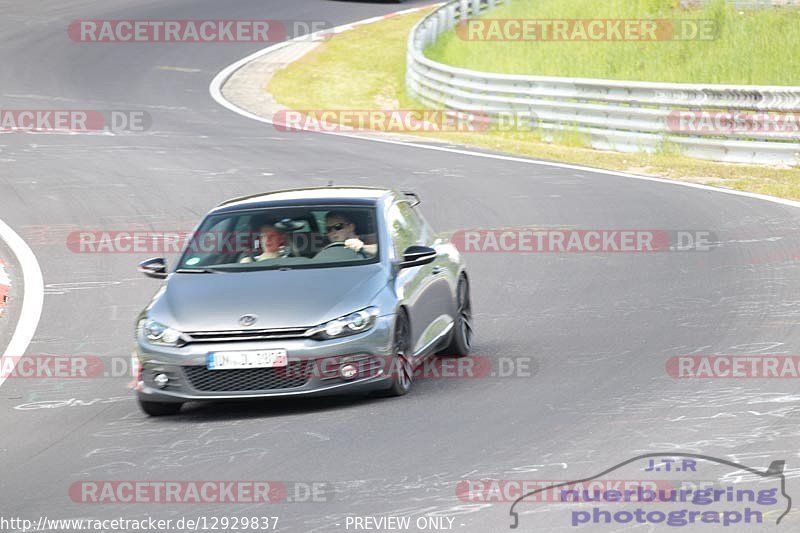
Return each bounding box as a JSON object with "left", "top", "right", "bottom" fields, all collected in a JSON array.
[
  {"left": 399, "top": 245, "right": 437, "bottom": 269},
  {"left": 138, "top": 257, "right": 168, "bottom": 279}
]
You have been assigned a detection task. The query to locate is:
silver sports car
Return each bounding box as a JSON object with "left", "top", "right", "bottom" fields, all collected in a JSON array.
[{"left": 134, "top": 187, "right": 472, "bottom": 415}]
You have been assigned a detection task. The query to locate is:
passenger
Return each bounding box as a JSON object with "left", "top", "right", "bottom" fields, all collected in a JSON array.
[
  {"left": 324, "top": 211, "right": 377, "bottom": 257},
  {"left": 240, "top": 224, "right": 286, "bottom": 263}
]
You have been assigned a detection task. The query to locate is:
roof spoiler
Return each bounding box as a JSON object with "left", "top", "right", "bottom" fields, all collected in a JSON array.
[{"left": 402, "top": 191, "right": 421, "bottom": 207}]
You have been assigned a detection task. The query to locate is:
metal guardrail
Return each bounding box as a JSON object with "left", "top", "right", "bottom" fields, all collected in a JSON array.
[{"left": 406, "top": 0, "right": 800, "bottom": 165}]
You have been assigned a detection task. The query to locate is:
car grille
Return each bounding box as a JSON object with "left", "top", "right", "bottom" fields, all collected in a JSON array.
[
  {"left": 182, "top": 327, "right": 311, "bottom": 344},
  {"left": 184, "top": 361, "right": 312, "bottom": 392}
]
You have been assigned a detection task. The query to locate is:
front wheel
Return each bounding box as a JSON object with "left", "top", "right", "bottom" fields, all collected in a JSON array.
[
  {"left": 376, "top": 311, "right": 413, "bottom": 397},
  {"left": 442, "top": 276, "right": 473, "bottom": 357},
  {"left": 138, "top": 396, "right": 183, "bottom": 416}
]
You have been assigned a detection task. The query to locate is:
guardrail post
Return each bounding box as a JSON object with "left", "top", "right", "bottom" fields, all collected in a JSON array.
[
  {"left": 429, "top": 17, "right": 439, "bottom": 46},
  {"left": 406, "top": 47, "right": 415, "bottom": 97},
  {"left": 437, "top": 9, "right": 448, "bottom": 36},
  {"left": 487, "top": 0, "right": 496, "bottom": 9},
  {"left": 459, "top": 0, "right": 469, "bottom": 20},
  {"left": 446, "top": 4, "right": 457, "bottom": 30},
  {"left": 414, "top": 30, "right": 424, "bottom": 52},
  {"left": 471, "top": 0, "right": 481, "bottom": 17}
]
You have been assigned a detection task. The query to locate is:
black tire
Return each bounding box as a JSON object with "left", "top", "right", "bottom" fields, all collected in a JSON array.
[
  {"left": 442, "top": 276, "right": 473, "bottom": 357},
  {"left": 376, "top": 310, "right": 413, "bottom": 397},
  {"left": 138, "top": 397, "right": 183, "bottom": 416}
]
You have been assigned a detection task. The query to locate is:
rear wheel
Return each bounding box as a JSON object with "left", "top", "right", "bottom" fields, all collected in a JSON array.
[
  {"left": 138, "top": 397, "right": 183, "bottom": 416},
  {"left": 442, "top": 276, "right": 473, "bottom": 357},
  {"left": 377, "top": 310, "right": 413, "bottom": 397}
]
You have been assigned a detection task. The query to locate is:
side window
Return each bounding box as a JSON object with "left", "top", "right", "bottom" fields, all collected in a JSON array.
[
  {"left": 397, "top": 201, "right": 437, "bottom": 245},
  {"left": 312, "top": 211, "right": 328, "bottom": 234},
  {"left": 406, "top": 204, "right": 436, "bottom": 245},
  {"left": 387, "top": 202, "right": 420, "bottom": 258}
]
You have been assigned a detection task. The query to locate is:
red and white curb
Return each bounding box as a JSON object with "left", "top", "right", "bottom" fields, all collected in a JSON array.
[
  {"left": 0, "top": 261, "right": 9, "bottom": 317},
  {"left": 0, "top": 216, "right": 44, "bottom": 389}
]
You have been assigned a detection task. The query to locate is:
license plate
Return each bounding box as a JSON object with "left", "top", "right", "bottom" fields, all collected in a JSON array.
[{"left": 207, "top": 349, "right": 288, "bottom": 370}]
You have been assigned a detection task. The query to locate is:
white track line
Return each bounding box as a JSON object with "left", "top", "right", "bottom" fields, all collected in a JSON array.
[
  {"left": 209, "top": 6, "right": 800, "bottom": 211},
  {"left": 0, "top": 217, "right": 44, "bottom": 387}
]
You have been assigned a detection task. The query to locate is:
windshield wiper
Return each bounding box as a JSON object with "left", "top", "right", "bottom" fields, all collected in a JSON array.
[{"left": 175, "top": 267, "right": 223, "bottom": 274}]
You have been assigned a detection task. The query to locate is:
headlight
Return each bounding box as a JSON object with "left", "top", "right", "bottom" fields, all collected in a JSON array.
[
  {"left": 311, "top": 307, "right": 379, "bottom": 340},
  {"left": 139, "top": 319, "right": 185, "bottom": 347}
]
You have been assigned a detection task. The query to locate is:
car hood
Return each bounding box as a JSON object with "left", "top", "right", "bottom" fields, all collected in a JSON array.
[{"left": 149, "top": 264, "right": 388, "bottom": 331}]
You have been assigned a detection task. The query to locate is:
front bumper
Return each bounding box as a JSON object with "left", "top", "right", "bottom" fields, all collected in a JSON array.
[{"left": 135, "top": 315, "right": 395, "bottom": 403}]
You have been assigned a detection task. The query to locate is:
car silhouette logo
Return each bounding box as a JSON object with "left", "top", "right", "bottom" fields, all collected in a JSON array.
[{"left": 239, "top": 314, "right": 258, "bottom": 327}]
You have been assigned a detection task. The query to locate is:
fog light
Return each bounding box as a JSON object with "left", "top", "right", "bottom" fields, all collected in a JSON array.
[
  {"left": 340, "top": 364, "right": 358, "bottom": 380},
  {"left": 154, "top": 373, "right": 169, "bottom": 388}
]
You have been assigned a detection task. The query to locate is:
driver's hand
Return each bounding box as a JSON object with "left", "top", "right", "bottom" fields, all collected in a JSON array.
[{"left": 344, "top": 238, "right": 364, "bottom": 252}]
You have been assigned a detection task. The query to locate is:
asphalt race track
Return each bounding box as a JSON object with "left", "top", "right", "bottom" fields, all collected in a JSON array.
[{"left": 1, "top": 1, "right": 800, "bottom": 531}]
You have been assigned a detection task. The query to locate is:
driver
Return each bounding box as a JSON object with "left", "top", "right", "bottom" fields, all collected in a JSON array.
[
  {"left": 325, "top": 212, "right": 377, "bottom": 257},
  {"left": 240, "top": 224, "right": 286, "bottom": 263}
]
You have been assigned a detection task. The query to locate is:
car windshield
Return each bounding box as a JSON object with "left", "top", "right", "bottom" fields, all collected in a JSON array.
[{"left": 176, "top": 205, "right": 380, "bottom": 272}]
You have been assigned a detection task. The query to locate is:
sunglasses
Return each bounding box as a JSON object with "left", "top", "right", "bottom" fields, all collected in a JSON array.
[{"left": 326, "top": 223, "right": 347, "bottom": 232}]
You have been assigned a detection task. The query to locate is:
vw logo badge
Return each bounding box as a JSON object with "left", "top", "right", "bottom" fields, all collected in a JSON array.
[{"left": 239, "top": 314, "right": 258, "bottom": 327}]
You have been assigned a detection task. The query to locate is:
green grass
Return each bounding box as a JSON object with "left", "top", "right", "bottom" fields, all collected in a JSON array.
[
  {"left": 269, "top": 13, "right": 419, "bottom": 112},
  {"left": 426, "top": 0, "right": 800, "bottom": 85},
  {"left": 268, "top": 8, "right": 800, "bottom": 200}
]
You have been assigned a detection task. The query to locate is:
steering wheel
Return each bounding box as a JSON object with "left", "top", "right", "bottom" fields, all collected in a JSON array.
[
  {"left": 315, "top": 241, "right": 366, "bottom": 259},
  {"left": 319, "top": 241, "right": 346, "bottom": 251},
  {"left": 237, "top": 250, "right": 257, "bottom": 263}
]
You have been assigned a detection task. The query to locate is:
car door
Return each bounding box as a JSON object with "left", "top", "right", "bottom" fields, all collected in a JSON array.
[
  {"left": 388, "top": 201, "right": 452, "bottom": 357},
  {"left": 406, "top": 203, "right": 457, "bottom": 349},
  {"left": 411, "top": 205, "right": 459, "bottom": 327}
]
